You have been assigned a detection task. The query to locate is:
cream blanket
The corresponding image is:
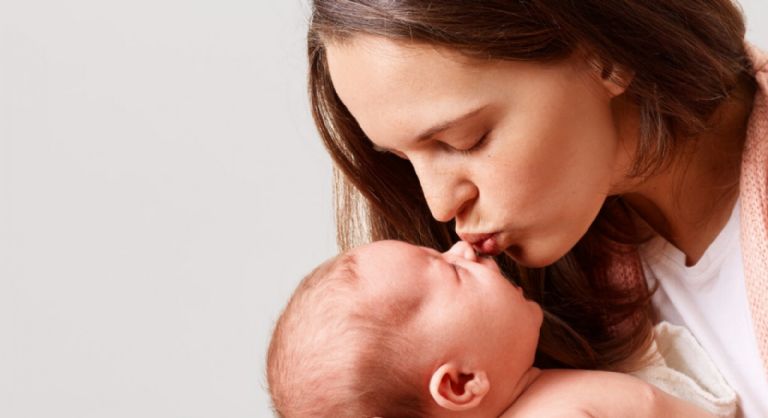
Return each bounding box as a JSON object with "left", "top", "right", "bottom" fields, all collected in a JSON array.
[{"left": 630, "top": 322, "right": 738, "bottom": 418}]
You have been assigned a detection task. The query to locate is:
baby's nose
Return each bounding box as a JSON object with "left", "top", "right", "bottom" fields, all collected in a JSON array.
[{"left": 445, "top": 241, "right": 477, "bottom": 261}]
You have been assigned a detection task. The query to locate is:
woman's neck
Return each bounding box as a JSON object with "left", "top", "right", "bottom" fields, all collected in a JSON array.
[{"left": 619, "top": 79, "right": 754, "bottom": 266}]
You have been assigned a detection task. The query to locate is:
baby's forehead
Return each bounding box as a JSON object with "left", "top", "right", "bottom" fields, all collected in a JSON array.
[
  {"left": 353, "top": 241, "right": 434, "bottom": 282},
  {"left": 354, "top": 240, "right": 435, "bottom": 262},
  {"left": 351, "top": 241, "right": 433, "bottom": 320}
]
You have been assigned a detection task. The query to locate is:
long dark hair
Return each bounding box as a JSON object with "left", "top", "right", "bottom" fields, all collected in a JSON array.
[{"left": 307, "top": 0, "right": 753, "bottom": 371}]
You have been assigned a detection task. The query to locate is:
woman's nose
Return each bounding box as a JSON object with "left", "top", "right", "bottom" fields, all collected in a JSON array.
[
  {"left": 444, "top": 241, "right": 477, "bottom": 261},
  {"left": 410, "top": 158, "right": 477, "bottom": 222}
]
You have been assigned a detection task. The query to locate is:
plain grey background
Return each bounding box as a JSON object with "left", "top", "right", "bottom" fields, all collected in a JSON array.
[{"left": 0, "top": 1, "right": 765, "bottom": 417}]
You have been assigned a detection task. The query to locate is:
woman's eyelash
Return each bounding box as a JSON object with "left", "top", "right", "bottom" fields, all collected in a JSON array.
[{"left": 372, "top": 131, "right": 491, "bottom": 159}]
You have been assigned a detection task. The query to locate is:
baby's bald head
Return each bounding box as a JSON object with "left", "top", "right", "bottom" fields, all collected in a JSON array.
[{"left": 266, "top": 249, "right": 428, "bottom": 418}]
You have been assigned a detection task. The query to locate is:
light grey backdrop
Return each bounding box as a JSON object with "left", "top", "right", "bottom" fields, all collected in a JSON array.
[{"left": 0, "top": 1, "right": 765, "bottom": 417}]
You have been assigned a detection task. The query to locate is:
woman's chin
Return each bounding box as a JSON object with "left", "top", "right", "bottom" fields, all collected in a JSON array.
[{"left": 503, "top": 242, "right": 569, "bottom": 268}]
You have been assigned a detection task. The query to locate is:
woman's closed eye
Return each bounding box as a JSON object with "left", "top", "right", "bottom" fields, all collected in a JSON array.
[{"left": 443, "top": 131, "right": 491, "bottom": 156}]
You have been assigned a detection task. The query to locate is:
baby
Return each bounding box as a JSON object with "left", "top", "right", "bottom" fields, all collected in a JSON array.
[{"left": 267, "top": 240, "right": 733, "bottom": 418}]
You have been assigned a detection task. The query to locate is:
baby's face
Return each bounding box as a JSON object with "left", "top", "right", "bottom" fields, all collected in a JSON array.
[{"left": 353, "top": 240, "right": 543, "bottom": 388}]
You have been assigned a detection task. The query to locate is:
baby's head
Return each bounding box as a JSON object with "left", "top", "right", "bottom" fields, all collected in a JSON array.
[{"left": 267, "top": 240, "right": 543, "bottom": 417}]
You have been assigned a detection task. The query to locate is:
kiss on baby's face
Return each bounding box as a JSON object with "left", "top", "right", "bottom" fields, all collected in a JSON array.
[{"left": 350, "top": 240, "right": 543, "bottom": 411}]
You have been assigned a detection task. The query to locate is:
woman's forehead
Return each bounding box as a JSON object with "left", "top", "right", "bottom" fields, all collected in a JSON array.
[
  {"left": 324, "top": 34, "right": 583, "bottom": 148},
  {"left": 325, "top": 35, "right": 487, "bottom": 103},
  {"left": 325, "top": 36, "right": 497, "bottom": 143}
]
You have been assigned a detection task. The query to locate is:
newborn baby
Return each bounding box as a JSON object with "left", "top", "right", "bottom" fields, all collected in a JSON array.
[{"left": 267, "top": 240, "right": 728, "bottom": 418}]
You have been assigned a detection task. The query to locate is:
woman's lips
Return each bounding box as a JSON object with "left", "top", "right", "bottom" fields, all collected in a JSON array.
[
  {"left": 476, "top": 237, "right": 501, "bottom": 256},
  {"left": 459, "top": 232, "right": 502, "bottom": 256}
]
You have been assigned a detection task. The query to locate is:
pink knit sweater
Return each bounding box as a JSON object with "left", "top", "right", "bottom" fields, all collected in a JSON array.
[
  {"left": 612, "top": 43, "right": 768, "bottom": 377},
  {"left": 740, "top": 43, "right": 768, "bottom": 377}
]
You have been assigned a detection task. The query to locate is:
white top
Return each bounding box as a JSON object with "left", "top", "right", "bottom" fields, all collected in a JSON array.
[{"left": 639, "top": 201, "right": 768, "bottom": 418}]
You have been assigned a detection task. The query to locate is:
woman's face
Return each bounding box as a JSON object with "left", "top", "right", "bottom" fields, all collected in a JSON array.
[{"left": 326, "top": 35, "right": 633, "bottom": 267}]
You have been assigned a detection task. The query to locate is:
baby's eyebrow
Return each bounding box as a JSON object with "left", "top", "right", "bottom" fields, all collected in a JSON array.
[{"left": 418, "top": 246, "right": 441, "bottom": 257}]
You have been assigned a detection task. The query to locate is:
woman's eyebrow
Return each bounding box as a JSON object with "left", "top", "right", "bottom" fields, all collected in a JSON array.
[
  {"left": 413, "top": 105, "right": 487, "bottom": 142},
  {"left": 371, "top": 105, "right": 488, "bottom": 154}
]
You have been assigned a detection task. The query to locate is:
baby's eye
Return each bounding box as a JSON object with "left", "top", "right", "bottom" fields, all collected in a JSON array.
[{"left": 450, "top": 262, "right": 464, "bottom": 282}]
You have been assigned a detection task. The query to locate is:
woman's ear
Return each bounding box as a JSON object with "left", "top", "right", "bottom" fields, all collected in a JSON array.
[
  {"left": 429, "top": 363, "right": 489, "bottom": 411},
  {"left": 598, "top": 61, "right": 635, "bottom": 98},
  {"left": 577, "top": 47, "right": 634, "bottom": 98}
]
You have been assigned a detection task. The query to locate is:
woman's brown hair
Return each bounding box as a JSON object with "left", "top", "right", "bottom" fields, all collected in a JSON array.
[{"left": 306, "top": 0, "right": 754, "bottom": 373}]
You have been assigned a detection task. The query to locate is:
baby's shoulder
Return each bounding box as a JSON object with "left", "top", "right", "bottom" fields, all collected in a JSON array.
[{"left": 499, "top": 369, "right": 655, "bottom": 418}]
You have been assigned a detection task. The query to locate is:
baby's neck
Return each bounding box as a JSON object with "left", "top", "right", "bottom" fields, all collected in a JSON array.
[{"left": 495, "top": 367, "right": 544, "bottom": 416}]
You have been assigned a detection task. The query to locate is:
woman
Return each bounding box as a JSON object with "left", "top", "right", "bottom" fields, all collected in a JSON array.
[{"left": 306, "top": 1, "right": 767, "bottom": 415}]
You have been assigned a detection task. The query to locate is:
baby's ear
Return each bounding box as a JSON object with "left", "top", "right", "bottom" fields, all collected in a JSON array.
[{"left": 429, "top": 363, "right": 489, "bottom": 411}]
